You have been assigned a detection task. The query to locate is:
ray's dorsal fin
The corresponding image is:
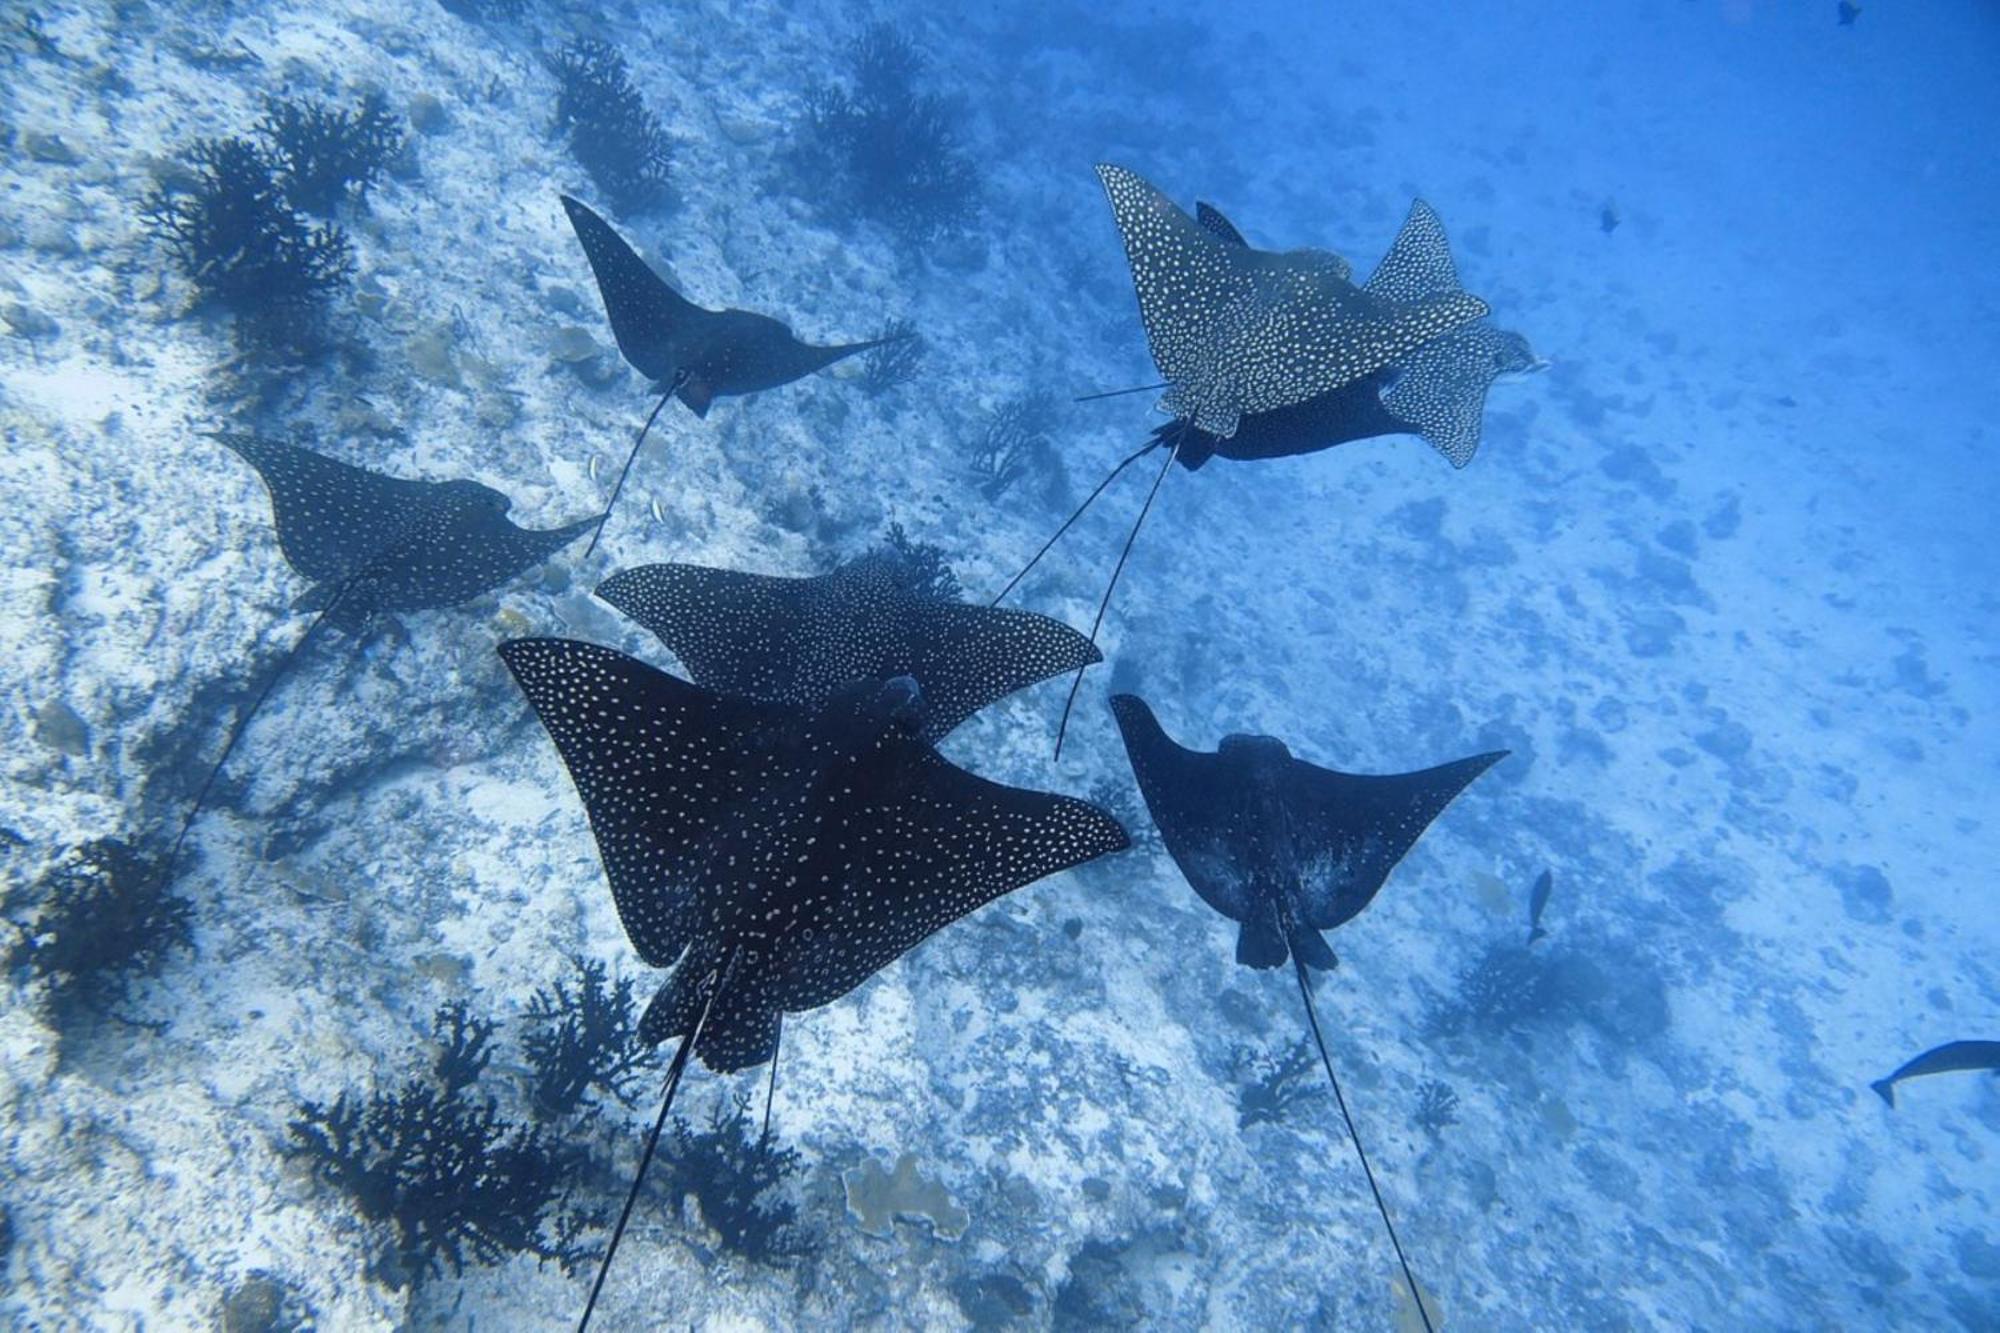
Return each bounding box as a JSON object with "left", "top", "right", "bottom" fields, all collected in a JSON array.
[
  {"left": 561, "top": 194, "right": 703, "bottom": 385},
  {"left": 596, "top": 554, "right": 1100, "bottom": 742}
]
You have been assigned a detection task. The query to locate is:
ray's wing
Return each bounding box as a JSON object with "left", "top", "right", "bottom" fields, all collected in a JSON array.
[
  {"left": 215, "top": 433, "right": 435, "bottom": 586},
  {"left": 361, "top": 484, "right": 595, "bottom": 612},
  {"left": 597, "top": 562, "right": 883, "bottom": 706},
  {"left": 561, "top": 194, "right": 708, "bottom": 383},
  {"left": 1195, "top": 201, "right": 1249, "bottom": 247},
  {"left": 898, "top": 601, "right": 1102, "bottom": 739},
  {"left": 1381, "top": 325, "right": 1536, "bottom": 468},
  {"left": 1228, "top": 266, "right": 1488, "bottom": 431},
  {"left": 1110, "top": 694, "right": 1260, "bottom": 923},
  {"left": 1280, "top": 750, "right": 1506, "bottom": 931},
  {"left": 498, "top": 638, "right": 797, "bottom": 968},
  {"left": 601, "top": 560, "right": 1100, "bottom": 740},
  {"left": 1095, "top": 164, "right": 1249, "bottom": 419},
  {"left": 765, "top": 743, "right": 1129, "bottom": 1013},
  {"left": 1362, "top": 200, "right": 1462, "bottom": 303}
]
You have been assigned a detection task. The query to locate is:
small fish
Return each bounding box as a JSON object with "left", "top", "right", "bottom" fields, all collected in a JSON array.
[
  {"left": 1527, "top": 868, "right": 1554, "bottom": 944},
  {"left": 1870, "top": 1040, "right": 2000, "bottom": 1108},
  {"left": 588, "top": 452, "right": 602, "bottom": 484},
  {"left": 1837, "top": 1, "right": 1860, "bottom": 26},
  {"left": 1599, "top": 202, "right": 1620, "bottom": 235},
  {"left": 648, "top": 496, "right": 666, "bottom": 526}
]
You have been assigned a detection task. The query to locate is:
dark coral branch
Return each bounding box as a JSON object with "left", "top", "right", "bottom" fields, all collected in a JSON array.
[
  {"left": 522, "top": 957, "right": 656, "bottom": 1121},
  {"left": 289, "top": 1003, "right": 593, "bottom": 1287},
  {"left": 257, "top": 91, "right": 404, "bottom": 215},
  {"left": 139, "top": 135, "right": 353, "bottom": 349},
  {"left": 549, "top": 40, "right": 672, "bottom": 214}
]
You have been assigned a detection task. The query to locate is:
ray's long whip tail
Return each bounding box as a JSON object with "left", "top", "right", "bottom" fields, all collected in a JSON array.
[
  {"left": 585, "top": 369, "right": 687, "bottom": 561},
  {"left": 159, "top": 581, "right": 354, "bottom": 887},
  {"left": 1290, "top": 949, "right": 1436, "bottom": 1333},
  {"left": 577, "top": 950, "right": 734, "bottom": 1333},
  {"left": 1051, "top": 429, "right": 1182, "bottom": 759}
]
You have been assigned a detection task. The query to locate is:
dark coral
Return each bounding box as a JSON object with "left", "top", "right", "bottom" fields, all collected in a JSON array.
[
  {"left": 661, "top": 1099, "right": 813, "bottom": 1265},
  {"left": 861, "top": 318, "right": 925, "bottom": 394},
  {"left": 965, "top": 393, "right": 1064, "bottom": 505},
  {"left": 9, "top": 838, "right": 193, "bottom": 1018},
  {"left": 139, "top": 136, "right": 354, "bottom": 348},
  {"left": 521, "top": 957, "right": 657, "bottom": 1121},
  {"left": 1414, "top": 1078, "right": 1460, "bottom": 1138},
  {"left": 257, "top": 91, "right": 404, "bottom": 215},
  {"left": 549, "top": 39, "right": 672, "bottom": 214},
  {"left": 289, "top": 1003, "right": 591, "bottom": 1287},
  {"left": 794, "top": 24, "right": 980, "bottom": 242},
  {"left": 1423, "top": 939, "right": 1671, "bottom": 1056},
  {"left": 877, "top": 522, "right": 963, "bottom": 603},
  {"left": 1234, "top": 1039, "right": 1321, "bottom": 1129}
]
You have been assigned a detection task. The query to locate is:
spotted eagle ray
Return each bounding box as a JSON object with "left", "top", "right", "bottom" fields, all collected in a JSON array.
[
  {"left": 997, "top": 171, "right": 1496, "bottom": 755},
  {"left": 560, "top": 194, "right": 909, "bottom": 556},
  {"left": 162, "top": 433, "right": 597, "bottom": 879},
  {"left": 595, "top": 549, "right": 1100, "bottom": 742},
  {"left": 498, "top": 638, "right": 1127, "bottom": 1329},
  {"left": 1870, "top": 1040, "right": 2000, "bottom": 1108},
  {"left": 1162, "top": 198, "right": 1543, "bottom": 471},
  {"left": 1095, "top": 163, "right": 1488, "bottom": 441},
  {"left": 1022, "top": 201, "right": 1534, "bottom": 606},
  {"left": 1110, "top": 693, "right": 1504, "bottom": 1333}
]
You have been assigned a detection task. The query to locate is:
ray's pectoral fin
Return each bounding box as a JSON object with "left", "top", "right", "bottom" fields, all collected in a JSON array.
[
  {"left": 639, "top": 965, "right": 781, "bottom": 1073},
  {"left": 1235, "top": 915, "right": 1288, "bottom": 969},
  {"left": 678, "top": 376, "right": 716, "bottom": 418},
  {"left": 1288, "top": 924, "right": 1338, "bottom": 972}
]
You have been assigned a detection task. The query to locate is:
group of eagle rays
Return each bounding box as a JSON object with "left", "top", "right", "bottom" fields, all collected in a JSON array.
[{"left": 146, "top": 165, "right": 1982, "bottom": 1329}]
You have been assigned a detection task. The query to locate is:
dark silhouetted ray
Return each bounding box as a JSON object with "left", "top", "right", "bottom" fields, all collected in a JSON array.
[
  {"left": 498, "top": 639, "right": 1126, "bottom": 1327},
  {"left": 1096, "top": 164, "right": 1487, "bottom": 440},
  {"left": 1870, "top": 1040, "right": 2000, "bottom": 1109},
  {"left": 161, "top": 435, "right": 596, "bottom": 881},
  {"left": 1110, "top": 693, "right": 1504, "bottom": 1333},
  {"left": 560, "top": 195, "right": 908, "bottom": 555},
  {"left": 596, "top": 550, "right": 1099, "bottom": 742},
  {"left": 220, "top": 434, "right": 599, "bottom": 627},
  {"left": 1111, "top": 695, "right": 1504, "bottom": 970}
]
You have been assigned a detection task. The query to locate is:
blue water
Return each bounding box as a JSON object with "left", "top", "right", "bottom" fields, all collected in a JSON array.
[{"left": 2, "top": 1, "right": 1996, "bottom": 1328}]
